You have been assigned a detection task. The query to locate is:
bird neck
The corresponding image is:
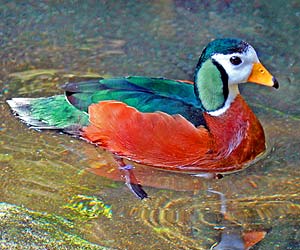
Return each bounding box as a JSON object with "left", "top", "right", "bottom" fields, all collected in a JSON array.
[{"left": 208, "top": 84, "right": 240, "bottom": 116}]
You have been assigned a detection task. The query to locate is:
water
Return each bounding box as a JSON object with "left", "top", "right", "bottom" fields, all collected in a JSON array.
[{"left": 1, "top": 1, "right": 300, "bottom": 249}]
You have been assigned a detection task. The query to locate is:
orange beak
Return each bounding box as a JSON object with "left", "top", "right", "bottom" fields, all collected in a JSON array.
[{"left": 247, "top": 62, "right": 279, "bottom": 89}]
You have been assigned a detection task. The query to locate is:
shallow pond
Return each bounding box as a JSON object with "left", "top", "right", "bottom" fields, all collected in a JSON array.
[{"left": 1, "top": 1, "right": 300, "bottom": 249}]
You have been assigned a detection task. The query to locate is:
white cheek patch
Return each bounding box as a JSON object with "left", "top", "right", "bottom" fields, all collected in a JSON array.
[{"left": 212, "top": 46, "right": 259, "bottom": 85}]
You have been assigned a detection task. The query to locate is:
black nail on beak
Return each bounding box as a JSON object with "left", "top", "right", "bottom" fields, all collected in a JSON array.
[{"left": 273, "top": 77, "right": 279, "bottom": 89}]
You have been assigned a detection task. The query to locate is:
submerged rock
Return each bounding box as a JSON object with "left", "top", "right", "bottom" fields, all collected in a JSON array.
[{"left": 0, "top": 202, "right": 115, "bottom": 250}]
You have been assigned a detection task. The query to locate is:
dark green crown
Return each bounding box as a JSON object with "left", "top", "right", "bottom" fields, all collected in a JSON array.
[{"left": 194, "top": 38, "right": 249, "bottom": 73}]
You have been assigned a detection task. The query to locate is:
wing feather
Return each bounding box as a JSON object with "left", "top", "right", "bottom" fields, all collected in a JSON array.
[
  {"left": 82, "top": 101, "right": 213, "bottom": 169},
  {"left": 63, "top": 77, "right": 206, "bottom": 126}
]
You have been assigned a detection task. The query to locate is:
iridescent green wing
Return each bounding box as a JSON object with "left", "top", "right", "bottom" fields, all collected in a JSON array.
[{"left": 64, "top": 76, "right": 205, "bottom": 126}]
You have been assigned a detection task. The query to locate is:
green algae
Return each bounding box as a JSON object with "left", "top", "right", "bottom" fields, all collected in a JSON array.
[
  {"left": 9, "top": 69, "right": 60, "bottom": 82},
  {"left": 7, "top": 69, "right": 105, "bottom": 96},
  {"left": 0, "top": 202, "right": 115, "bottom": 250},
  {"left": 0, "top": 153, "right": 13, "bottom": 162},
  {"left": 63, "top": 194, "right": 112, "bottom": 220}
]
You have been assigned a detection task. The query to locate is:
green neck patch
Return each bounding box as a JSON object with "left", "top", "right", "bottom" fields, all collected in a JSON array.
[{"left": 194, "top": 59, "right": 228, "bottom": 112}]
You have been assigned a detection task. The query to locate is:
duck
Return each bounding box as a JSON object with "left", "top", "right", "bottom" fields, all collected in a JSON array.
[{"left": 7, "top": 38, "right": 278, "bottom": 174}]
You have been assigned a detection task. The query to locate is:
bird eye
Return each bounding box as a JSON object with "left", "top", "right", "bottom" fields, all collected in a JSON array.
[{"left": 230, "top": 56, "right": 242, "bottom": 65}]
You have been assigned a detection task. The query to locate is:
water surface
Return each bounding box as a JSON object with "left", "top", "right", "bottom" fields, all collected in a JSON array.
[{"left": 1, "top": 1, "right": 300, "bottom": 249}]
